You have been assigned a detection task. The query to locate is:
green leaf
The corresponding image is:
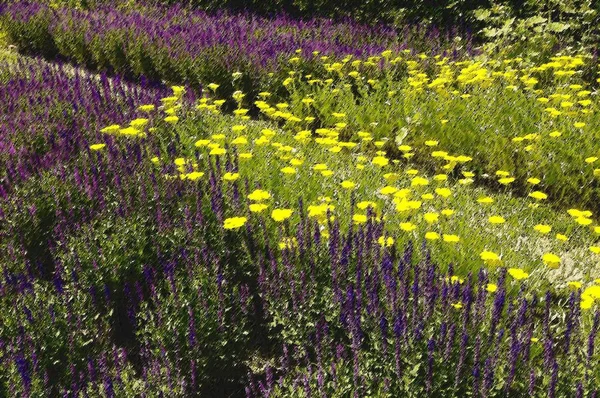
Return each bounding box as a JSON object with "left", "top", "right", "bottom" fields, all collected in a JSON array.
[
  {"left": 473, "top": 9, "right": 491, "bottom": 21},
  {"left": 526, "top": 15, "right": 547, "bottom": 25},
  {"left": 547, "top": 22, "right": 570, "bottom": 32}
]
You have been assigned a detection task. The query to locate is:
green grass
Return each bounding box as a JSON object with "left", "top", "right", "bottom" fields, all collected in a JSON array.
[{"left": 0, "top": 24, "right": 18, "bottom": 63}]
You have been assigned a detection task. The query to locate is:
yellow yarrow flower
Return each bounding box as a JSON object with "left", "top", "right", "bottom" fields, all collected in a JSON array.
[
  {"left": 249, "top": 203, "right": 268, "bottom": 213},
  {"left": 529, "top": 191, "right": 548, "bottom": 200},
  {"left": 223, "top": 217, "right": 247, "bottom": 230},
  {"left": 480, "top": 251, "right": 501, "bottom": 265},
  {"left": 248, "top": 189, "right": 271, "bottom": 201},
  {"left": 508, "top": 268, "right": 529, "bottom": 280},
  {"left": 89, "top": 144, "right": 106, "bottom": 151},
  {"left": 443, "top": 234, "right": 460, "bottom": 243},
  {"left": 271, "top": 209, "right": 293, "bottom": 222},
  {"left": 223, "top": 172, "right": 240, "bottom": 181},
  {"left": 341, "top": 181, "right": 356, "bottom": 190},
  {"left": 489, "top": 216, "right": 505, "bottom": 224},
  {"left": 543, "top": 253, "right": 561, "bottom": 269},
  {"left": 486, "top": 284, "right": 498, "bottom": 293}
]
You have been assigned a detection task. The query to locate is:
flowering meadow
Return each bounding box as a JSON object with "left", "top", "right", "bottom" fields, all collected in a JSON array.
[{"left": 2, "top": 1, "right": 600, "bottom": 397}]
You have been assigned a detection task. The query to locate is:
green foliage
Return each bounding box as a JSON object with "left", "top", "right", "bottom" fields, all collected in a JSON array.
[{"left": 472, "top": 0, "right": 600, "bottom": 59}]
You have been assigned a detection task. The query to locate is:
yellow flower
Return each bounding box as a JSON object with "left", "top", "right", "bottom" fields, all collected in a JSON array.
[
  {"left": 542, "top": 253, "right": 561, "bottom": 269},
  {"left": 353, "top": 214, "right": 368, "bottom": 224},
  {"left": 477, "top": 197, "right": 494, "bottom": 204},
  {"left": 567, "top": 281, "right": 582, "bottom": 290},
  {"left": 451, "top": 302, "right": 463, "bottom": 309},
  {"left": 223, "top": 172, "right": 240, "bottom": 181},
  {"left": 271, "top": 209, "right": 293, "bottom": 222},
  {"left": 480, "top": 251, "right": 501, "bottom": 265},
  {"left": 424, "top": 212, "right": 439, "bottom": 224},
  {"left": 556, "top": 234, "right": 568, "bottom": 242},
  {"left": 223, "top": 217, "right": 247, "bottom": 230},
  {"left": 231, "top": 136, "right": 248, "bottom": 146},
  {"left": 372, "top": 156, "right": 389, "bottom": 167},
  {"left": 164, "top": 116, "right": 179, "bottom": 124},
  {"left": 400, "top": 222, "right": 417, "bottom": 232},
  {"left": 89, "top": 144, "right": 106, "bottom": 151},
  {"left": 195, "top": 139, "right": 211, "bottom": 148},
  {"left": 534, "top": 224, "right": 552, "bottom": 234},
  {"left": 574, "top": 122, "right": 586, "bottom": 128},
  {"left": 508, "top": 268, "right": 529, "bottom": 280},
  {"left": 498, "top": 177, "right": 515, "bottom": 185},
  {"left": 378, "top": 236, "right": 395, "bottom": 247},
  {"left": 138, "top": 104, "right": 155, "bottom": 112},
  {"left": 425, "top": 140, "right": 438, "bottom": 147},
  {"left": 209, "top": 147, "right": 226, "bottom": 156},
  {"left": 411, "top": 176, "right": 429, "bottom": 187},
  {"left": 248, "top": 189, "right": 271, "bottom": 201},
  {"left": 527, "top": 177, "right": 541, "bottom": 185},
  {"left": 249, "top": 203, "right": 268, "bottom": 213},
  {"left": 341, "top": 181, "right": 356, "bottom": 190},
  {"left": 130, "top": 118, "right": 149, "bottom": 128},
  {"left": 281, "top": 167, "right": 297, "bottom": 175},
  {"left": 425, "top": 232, "right": 440, "bottom": 240},
  {"left": 435, "top": 188, "right": 452, "bottom": 198},
  {"left": 184, "top": 172, "right": 204, "bottom": 181},
  {"left": 590, "top": 246, "right": 600, "bottom": 254},
  {"left": 486, "top": 284, "right": 498, "bottom": 293},
  {"left": 380, "top": 186, "right": 398, "bottom": 195},
  {"left": 488, "top": 216, "right": 505, "bottom": 224},
  {"left": 576, "top": 217, "right": 593, "bottom": 226},
  {"left": 441, "top": 209, "right": 454, "bottom": 217},
  {"left": 357, "top": 201, "right": 377, "bottom": 210},
  {"left": 100, "top": 124, "right": 120, "bottom": 134},
  {"left": 529, "top": 191, "right": 547, "bottom": 200},
  {"left": 443, "top": 234, "right": 460, "bottom": 243}
]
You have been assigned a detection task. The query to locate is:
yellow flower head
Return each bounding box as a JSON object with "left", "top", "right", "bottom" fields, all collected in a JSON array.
[
  {"left": 89, "top": 144, "right": 106, "bottom": 151},
  {"left": 378, "top": 236, "right": 395, "bottom": 247},
  {"left": 425, "top": 232, "right": 440, "bottom": 240},
  {"left": 271, "top": 209, "right": 293, "bottom": 222},
  {"left": 224, "top": 217, "right": 247, "bottom": 230},
  {"left": 443, "top": 234, "right": 460, "bottom": 243},
  {"left": 353, "top": 214, "right": 368, "bottom": 224},
  {"left": 400, "top": 222, "right": 417, "bottom": 232},
  {"left": 435, "top": 188, "right": 452, "bottom": 198},
  {"left": 248, "top": 189, "right": 271, "bottom": 201},
  {"left": 488, "top": 216, "right": 505, "bottom": 224},
  {"left": 486, "top": 283, "right": 498, "bottom": 293},
  {"left": 223, "top": 172, "right": 240, "bottom": 181},
  {"left": 249, "top": 203, "right": 268, "bottom": 213},
  {"left": 508, "top": 268, "right": 529, "bottom": 280},
  {"left": 529, "top": 191, "right": 547, "bottom": 200},
  {"left": 480, "top": 251, "right": 501, "bottom": 265},
  {"left": 542, "top": 253, "right": 561, "bottom": 269},
  {"left": 341, "top": 180, "right": 356, "bottom": 190}
]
